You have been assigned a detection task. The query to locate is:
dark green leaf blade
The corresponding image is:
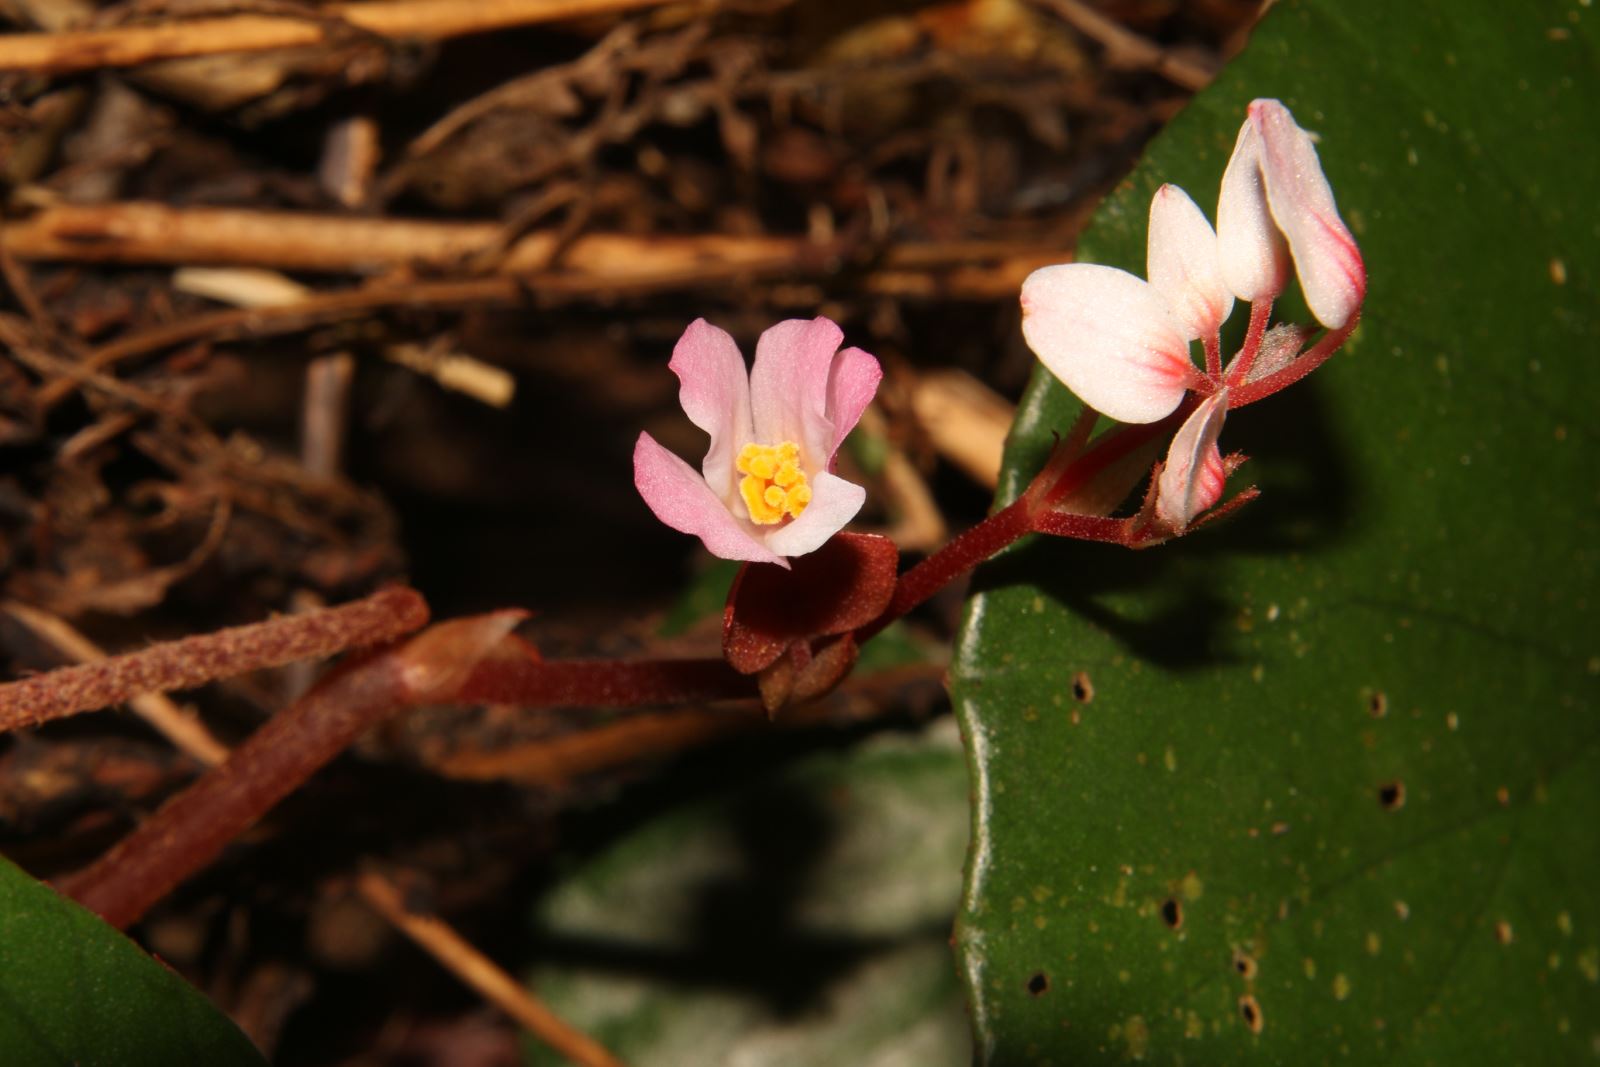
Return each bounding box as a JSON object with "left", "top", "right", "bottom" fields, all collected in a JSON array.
[
  {"left": 952, "top": 0, "right": 1599, "bottom": 1063},
  {"left": 0, "top": 855, "right": 266, "bottom": 1067}
]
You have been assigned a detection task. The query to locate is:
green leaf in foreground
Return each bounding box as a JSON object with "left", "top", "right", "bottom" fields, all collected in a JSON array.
[
  {"left": 522, "top": 727, "right": 971, "bottom": 1067},
  {"left": 952, "top": 0, "right": 1599, "bottom": 1063},
  {"left": 0, "top": 854, "right": 266, "bottom": 1067}
]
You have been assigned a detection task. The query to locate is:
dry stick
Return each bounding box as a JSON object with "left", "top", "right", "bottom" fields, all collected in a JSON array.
[
  {"left": 2, "top": 600, "right": 231, "bottom": 766},
  {"left": 1029, "top": 0, "right": 1215, "bottom": 91},
  {"left": 0, "top": 0, "right": 681, "bottom": 75},
  {"left": 356, "top": 873, "right": 626, "bottom": 1067},
  {"left": 0, "top": 587, "right": 428, "bottom": 735},
  {"left": 1, "top": 202, "right": 1061, "bottom": 294},
  {"left": 2, "top": 202, "right": 803, "bottom": 273}
]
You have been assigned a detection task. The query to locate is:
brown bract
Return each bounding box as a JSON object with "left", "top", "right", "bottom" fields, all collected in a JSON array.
[{"left": 722, "top": 532, "right": 899, "bottom": 710}]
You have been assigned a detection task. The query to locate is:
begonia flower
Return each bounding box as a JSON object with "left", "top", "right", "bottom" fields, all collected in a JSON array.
[
  {"left": 1218, "top": 99, "right": 1366, "bottom": 329},
  {"left": 1019, "top": 184, "right": 1220, "bottom": 424},
  {"left": 634, "top": 317, "right": 881, "bottom": 567},
  {"left": 1017, "top": 100, "right": 1365, "bottom": 541},
  {"left": 1153, "top": 390, "right": 1229, "bottom": 531}
]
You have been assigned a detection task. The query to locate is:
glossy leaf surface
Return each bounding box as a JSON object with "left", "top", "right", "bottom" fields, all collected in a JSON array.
[{"left": 0, "top": 855, "right": 265, "bottom": 1067}]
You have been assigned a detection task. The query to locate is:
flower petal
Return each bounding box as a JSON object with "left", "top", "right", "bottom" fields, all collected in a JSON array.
[
  {"left": 761, "top": 471, "right": 866, "bottom": 558},
  {"left": 634, "top": 432, "right": 785, "bottom": 565},
  {"left": 1147, "top": 183, "right": 1234, "bottom": 339},
  {"left": 668, "top": 318, "right": 754, "bottom": 500},
  {"left": 1250, "top": 99, "right": 1366, "bottom": 328},
  {"left": 1020, "top": 263, "right": 1195, "bottom": 424},
  {"left": 1155, "top": 391, "right": 1229, "bottom": 530},
  {"left": 1216, "top": 116, "right": 1290, "bottom": 304},
  {"left": 749, "top": 317, "right": 844, "bottom": 465},
  {"left": 824, "top": 345, "right": 882, "bottom": 462}
]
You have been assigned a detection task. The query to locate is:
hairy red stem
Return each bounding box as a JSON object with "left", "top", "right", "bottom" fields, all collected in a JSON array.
[
  {"left": 1229, "top": 314, "right": 1360, "bottom": 408},
  {"left": 59, "top": 612, "right": 520, "bottom": 930},
  {"left": 857, "top": 497, "right": 1033, "bottom": 640},
  {"left": 0, "top": 587, "right": 428, "bottom": 735}
]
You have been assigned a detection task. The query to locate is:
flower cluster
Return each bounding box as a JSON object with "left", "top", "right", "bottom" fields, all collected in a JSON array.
[{"left": 1021, "top": 98, "right": 1365, "bottom": 533}]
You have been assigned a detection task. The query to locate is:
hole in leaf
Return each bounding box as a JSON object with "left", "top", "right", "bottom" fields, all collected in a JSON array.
[
  {"left": 1368, "top": 690, "right": 1388, "bottom": 718},
  {"left": 1026, "top": 971, "right": 1050, "bottom": 997},
  {"left": 1239, "top": 994, "right": 1264, "bottom": 1034},
  {"left": 1378, "top": 780, "right": 1406, "bottom": 811},
  {"left": 1160, "top": 897, "right": 1183, "bottom": 930},
  {"left": 1071, "top": 671, "right": 1094, "bottom": 703},
  {"left": 1232, "top": 948, "right": 1258, "bottom": 980}
]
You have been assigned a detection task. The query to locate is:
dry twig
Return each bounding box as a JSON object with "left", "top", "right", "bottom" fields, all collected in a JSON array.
[
  {"left": 0, "top": 0, "right": 683, "bottom": 75},
  {"left": 1, "top": 202, "right": 1059, "bottom": 292},
  {"left": 357, "top": 872, "right": 627, "bottom": 1067},
  {"left": 1030, "top": 0, "right": 1216, "bottom": 91}
]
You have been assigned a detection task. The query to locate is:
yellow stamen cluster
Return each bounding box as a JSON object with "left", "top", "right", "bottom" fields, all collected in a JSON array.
[{"left": 736, "top": 441, "right": 811, "bottom": 524}]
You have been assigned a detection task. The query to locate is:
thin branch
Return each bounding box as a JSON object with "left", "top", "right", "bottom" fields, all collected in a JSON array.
[
  {"left": 0, "top": 0, "right": 681, "bottom": 76},
  {"left": 0, "top": 587, "right": 428, "bottom": 735},
  {"left": 356, "top": 872, "right": 626, "bottom": 1067},
  {"left": 1, "top": 202, "right": 1061, "bottom": 296},
  {"left": 1029, "top": 0, "right": 1216, "bottom": 91}
]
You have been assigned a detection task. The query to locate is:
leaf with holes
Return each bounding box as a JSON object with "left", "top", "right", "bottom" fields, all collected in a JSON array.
[
  {"left": 951, "top": 0, "right": 1599, "bottom": 1062},
  {"left": 0, "top": 854, "right": 266, "bottom": 1067}
]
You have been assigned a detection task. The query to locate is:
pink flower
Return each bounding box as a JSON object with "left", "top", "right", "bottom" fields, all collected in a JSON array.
[
  {"left": 1217, "top": 99, "right": 1366, "bottom": 329},
  {"left": 1019, "top": 184, "right": 1224, "bottom": 424},
  {"left": 634, "top": 317, "right": 882, "bottom": 567},
  {"left": 1153, "top": 390, "right": 1229, "bottom": 531},
  {"left": 1018, "top": 100, "right": 1365, "bottom": 536},
  {"left": 1022, "top": 100, "right": 1363, "bottom": 428}
]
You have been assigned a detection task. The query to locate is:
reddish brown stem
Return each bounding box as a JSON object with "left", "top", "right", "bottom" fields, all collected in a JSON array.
[
  {"left": 59, "top": 612, "right": 521, "bottom": 930},
  {"left": 857, "top": 497, "right": 1034, "bottom": 641},
  {"left": 453, "top": 651, "right": 755, "bottom": 707},
  {"left": 1224, "top": 299, "right": 1275, "bottom": 386},
  {"left": 0, "top": 587, "right": 428, "bottom": 736}
]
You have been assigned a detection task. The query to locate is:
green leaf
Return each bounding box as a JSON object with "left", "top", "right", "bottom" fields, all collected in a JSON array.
[
  {"left": 0, "top": 855, "right": 266, "bottom": 1067},
  {"left": 522, "top": 728, "right": 971, "bottom": 1066},
  {"left": 951, "top": 0, "right": 1599, "bottom": 1063}
]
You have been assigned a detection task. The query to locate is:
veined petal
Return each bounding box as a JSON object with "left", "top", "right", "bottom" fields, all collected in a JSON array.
[
  {"left": 1251, "top": 99, "right": 1366, "bottom": 328},
  {"left": 1155, "top": 391, "right": 1229, "bottom": 530},
  {"left": 823, "top": 345, "right": 882, "bottom": 463},
  {"left": 762, "top": 471, "right": 866, "bottom": 558},
  {"left": 634, "top": 433, "right": 785, "bottom": 566},
  {"left": 669, "top": 318, "right": 754, "bottom": 500},
  {"left": 1217, "top": 117, "right": 1290, "bottom": 304},
  {"left": 1147, "top": 183, "right": 1234, "bottom": 339},
  {"left": 749, "top": 317, "right": 845, "bottom": 466},
  {"left": 1020, "top": 263, "right": 1195, "bottom": 424}
]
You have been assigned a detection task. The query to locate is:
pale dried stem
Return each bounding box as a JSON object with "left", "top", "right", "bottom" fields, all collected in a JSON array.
[
  {"left": 908, "top": 369, "right": 1016, "bottom": 490},
  {"left": 1, "top": 600, "right": 231, "bottom": 766},
  {"left": 2, "top": 202, "right": 1061, "bottom": 297},
  {"left": 0, "top": 587, "right": 428, "bottom": 735},
  {"left": 0, "top": 0, "right": 681, "bottom": 75},
  {"left": 356, "top": 872, "right": 627, "bottom": 1067}
]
